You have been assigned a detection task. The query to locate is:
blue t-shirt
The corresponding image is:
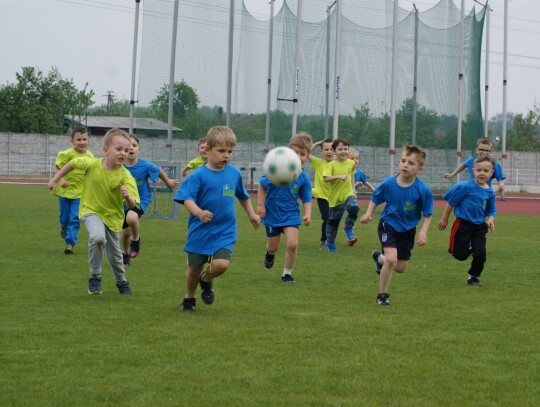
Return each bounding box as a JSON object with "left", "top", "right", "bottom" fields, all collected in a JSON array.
[
  {"left": 354, "top": 167, "right": 368, "bottom": 193},
  {"left": 443, "top": 179, "right": 496, "bottom": 225},
  {"left": 463, "top": 156, "right": 506, "bottom": 187},
  {"left": 124, "top": 159, "right": 161, "bottom": 212},
  {"left": 258, "top": 170, "right": 312, "bottom": 227},
  {"left": 174, "top": 164, "right": 250, "bottom": 255},
  {"left": 371, "top": 176, "right": 434, "bottom": 232}
]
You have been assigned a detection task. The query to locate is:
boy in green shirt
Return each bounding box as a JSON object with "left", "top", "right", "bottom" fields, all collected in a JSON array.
[{"left": 49, "top": 128, "right": 140, "bottom": 296}]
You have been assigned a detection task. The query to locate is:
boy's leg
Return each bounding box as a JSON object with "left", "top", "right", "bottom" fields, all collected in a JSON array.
[
  {"left": 82, "top": 214, "right": 106, "bottom": 277},
  {"left": 58, "top": 197, "right": 70, "bottom": 238},
  {"left": 343, "top": 196, "right": 359, "bottom": 245},
  {"left": 198, "top": 250, "right": 232, "bottom": 304},
  {"left": 468, "top": 224, "right": 488, "bottom": 278},
  {"left": 449, "top": 218, "right": 474, "bottom": 261},
  {"left": 282, "top": 227, "right": 299, "bottom": 270},
  {"left": 379, "top": 247, "right": 398, "bottom": 294},
  {"left": 103, "top": 227, "right": 127, "bottom": 283},
  {"left": 317, "top": 198, "right": 330, "bottom": 246},
  {"left": 65, "top": 198, "right": 80, "bottom": 246},
  {"left": 326, "top": 204, "right": 345, "bottom": 251},
  {"left": 264, "top": 226, "right": 281, "bottom": 269}
]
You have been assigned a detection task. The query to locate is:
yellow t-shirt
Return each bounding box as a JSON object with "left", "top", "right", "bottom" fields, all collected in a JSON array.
[
  {"left": 309, "top": 156, "right": 332, "bottom": 200},
  {"left": 186, "top": 156, "right": 206, "bottom": 171},
  {"left": 71, "top": 157, "right": 140, "bottom": 232},
  {"left": 322, "top": 159, "right": 356, "bottom": 207},
  {"left": 53, "top": 148, "right": 94, "bottom": 199}
]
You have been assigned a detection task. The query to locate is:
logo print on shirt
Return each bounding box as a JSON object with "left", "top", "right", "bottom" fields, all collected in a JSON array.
[
  {"left": 223, "top": 184, "right": 234, "bottom": 197},
  {"left": 404, "top": 201, "right": 416, "bottom": 211}
]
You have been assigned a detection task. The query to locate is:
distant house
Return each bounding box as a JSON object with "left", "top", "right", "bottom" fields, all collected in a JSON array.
[{"left": 64, "top": 116, "right": 182, "bottom": 138}]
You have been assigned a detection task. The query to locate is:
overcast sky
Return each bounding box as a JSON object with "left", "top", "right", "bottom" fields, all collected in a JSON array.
[{"left": 1, "top": 0, "right": 539, "bottom": 116}]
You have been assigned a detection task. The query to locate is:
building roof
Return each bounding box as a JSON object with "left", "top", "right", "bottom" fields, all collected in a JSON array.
[{"left": 66, "top": 116, "right": 182, "bottom": 132}]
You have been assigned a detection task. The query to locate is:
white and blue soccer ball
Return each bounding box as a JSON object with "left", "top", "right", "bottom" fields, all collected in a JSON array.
[{"left": 262, "top": 146, "right": 302, "bottom": 186}]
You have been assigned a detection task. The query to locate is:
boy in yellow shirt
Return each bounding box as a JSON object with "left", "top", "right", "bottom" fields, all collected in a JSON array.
[{"left": 49, "top": 128, "right": 140, "bottom": 296}]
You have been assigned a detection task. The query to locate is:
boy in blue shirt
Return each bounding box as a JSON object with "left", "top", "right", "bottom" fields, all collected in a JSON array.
[
  {"left": 257, "top": 132, "right": 312, "bottom": 284},
  {"left": 122, "top": 134, "right": 180, "bottom": 266},
  {"left": 360, "top": 145, "right": 434, "bottom": 306},
  {"left": 444, "top": 137, "right": 506, "bottom": 191},
  {"left": 348, "top": 148, "right": 375, "bottom": 194},
  {"left": 174, "top": 126, "right": 260, "bottom": 312},
  {"left": 438, "top": 155, "right": 496, "bottom": 287}
]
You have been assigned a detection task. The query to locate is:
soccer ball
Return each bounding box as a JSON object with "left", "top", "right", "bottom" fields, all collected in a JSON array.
[{"left": 262, "top": 147, "right": 302, "bottom": 186}]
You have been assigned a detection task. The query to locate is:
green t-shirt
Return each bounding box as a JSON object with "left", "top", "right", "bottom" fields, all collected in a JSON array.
[
  {"left": 53, "top": 148, "right": 94, "bottom": 199},
  {"left": 322, "top": 159, "right": 356, "bottom": 207},
  {"left": 71, "top": 157, "right": 140, "bottom": 232},
  {"left": 186, "top": 156, "right": 206, "bottom": 171},
  {"left": 309, "top": 156, "right": 332, "bottom": 200}
]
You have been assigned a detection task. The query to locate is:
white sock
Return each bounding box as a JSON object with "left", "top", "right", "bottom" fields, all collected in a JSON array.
[{"left": 282, "top": 268, "right": 292, "bottom": 276}]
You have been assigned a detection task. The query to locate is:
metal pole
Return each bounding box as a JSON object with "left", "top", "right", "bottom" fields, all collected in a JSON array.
[
  {"left": 501, "top": 0, "right": 508, "bottom": 200},
  {"left": 264, "top": 0, "right": 275, "bottom": 152},
  {"left": 226, "top": 0, "right": 235, "bottom": 127},
  {"left": 411, "top": 3, "right": 419, "bottom": 145},
  {"left": 129, "top": 0, "right": 140, "bottom": 135},
  {"left": 389, "top": 0, "right": 399, "bottom": 175},
  {"left": 456, "top": 0, "right": 465, "bottom": 180},
  {"left": 167, "top": 0, "right": 180, "bottom": 162},
  {"left": 291, "top": 0, "right": 302, "bottom": 137},
  {"left": 331, "top": 0, "right": 342, "bottom": 140},
  {"left": 324, "top": 4, "right": 333, "bottom": 139},
  {"left": 483, "top": 2, "right": 491, "bottom": 138}
]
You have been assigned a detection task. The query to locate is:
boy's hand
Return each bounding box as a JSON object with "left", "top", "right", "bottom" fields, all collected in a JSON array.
[
  {"left": 487, "top": 219, "right": 495, "bottom": 232},
  {"left": 48, "top": 180, "right": 57, "bottom": 192},
  {"left": 60, "top": 179, "right": 69, "bottom": 188},
  {"left": 198, "top": 210, "right": 213, "bottom": 223},
  {"left": 256, "top": 204, "right": 266, "bottom": 218},
  {"left": 167, "top": 179, "right": 181, "bottom": 189},
  {"left": 416, "top": 231, "right": 427, "bottom": 246},
  {"left": 119, "top": 185, "right": 130, "bottom": 199},
  {"left": 444, "top": 173, "right": 453, "bottom": 179},
  {"left": 437, "top": 218, "right": 448, "bottom": 230},
  {"left": 248, "top": 213, "right": 261, "bottom": 229},
  {"left": 302, "top": 215, "right": 311, "bottom": 226},
  {"left": 360, "top": 214, "right": 371, "bottom": 224}
]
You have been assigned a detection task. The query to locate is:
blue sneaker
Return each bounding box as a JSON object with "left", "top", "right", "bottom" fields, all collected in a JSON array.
[
  {"left": 326, "top": 242, "right": 336, "bottom": 252},
  {"left": 116, "top": 280, "right": 132, "bottom": 295},
  {"left": 376, "top": 293, "right": 390, "bottom": 306},
  {"left": 88, "top": 277, "right": 102, "bottom": 295}
]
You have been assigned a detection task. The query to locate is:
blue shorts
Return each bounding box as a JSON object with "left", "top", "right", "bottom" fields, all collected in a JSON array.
[
  {"left": 377, "top": 219, "right": 416, "bottom": 261},
  {"left": 265, "top": 224, "right": 299, "bottom": 237}
]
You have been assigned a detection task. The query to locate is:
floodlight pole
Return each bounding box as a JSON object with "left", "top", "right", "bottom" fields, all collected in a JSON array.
[
  {"left": 456, "top": 0, "right": 465, "bottom": 180},
  {"left": 129, "top": 0, "right": 140, "bottom": 135},
  {"left": 501, "top": 0, "right": 508, "bottom": 200},
  {"left": 264, "top": 0, "right": 275, "bottom": 152},
  {"left": 226, "top": 0, "right": 235, "bottom": 127},
  {"left": 324, "top": 3, "right": 335, "bottom": 139},
  {"left": 482, "top": 1, "right": 491, "bottom": 138},
  {"left": 166, "top": 0, "right": 180, "bottom": 162},
  {"left": 291, "top": 0, "right": 303, "bottom": 137},
  {"left": 332, "top": 0, "right": 342, "bottom": 140},
  {"left": 389, "top": 0, "right": 399, "bottom": 175},
  {"left": 411, "top": 3, "right": 419, "bottom": 145}
]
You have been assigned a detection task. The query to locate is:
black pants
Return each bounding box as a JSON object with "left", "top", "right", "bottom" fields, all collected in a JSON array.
[
  {"left": 317, "top": 198, "right": 329, "bottom": 243},
  {"left": 448, "top": 218, "right": 488, "bottom": 277}
]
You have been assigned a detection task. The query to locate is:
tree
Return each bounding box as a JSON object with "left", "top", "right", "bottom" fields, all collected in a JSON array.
[
  {"left": 149, "top": 80, "right": 200, "bottom": 122},
  {"left": 507, "top": 110, "right": 540, "bottom": 151},
  {"left": 0, "top": 67, "right": 94, "bottom": 133}
]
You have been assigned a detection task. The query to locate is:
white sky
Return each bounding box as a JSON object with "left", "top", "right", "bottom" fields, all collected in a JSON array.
[{"left": 1, "top": 0, "right": 539, "bottom": 116}]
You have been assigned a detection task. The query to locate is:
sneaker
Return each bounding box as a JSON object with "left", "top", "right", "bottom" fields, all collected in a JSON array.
[
  {"left": 199, "top": 275, "right": 214, "bottom": 305},
  {"left": 347, "top": 236, "right": 358, "bottom": 247},
  {"left": 371, "top": 250, "right": 383, "bottom": 275},
  {"left": 467, "top": 276, "right": 483, "bottom": 287},
  {"left": 264, "top": 252, "right": 275, "bottom": 269},
  {"left": 88, "top": 277, "right": 102, "bottom": 295},
  {"left": 319, "top": 241, "right": 327, "bottom": 250},
  {"left": 64, "top": 244, "right": 74, "bottom": 255},
  {"left": 116, "top": 280, "right": 132, "bottom": 295},
  {"left": 344, "top": 227, "right": 357, "bottom": 244},
  {"left": 376, "top": 293, "right": 390, "bottom": 306},
  {"left": 60, "top": 225, "right": 67, "bottom": 239},
  {"left": 129, "top": 238, "right": 140, "bottom": 258},
  {"left": 180, "top": 297, "right": 196, "bottom": 312},
  {"left": 122, "top": 253, "right": 130, "bottom": 267},
  {"left": 326, "top": 242, "right": 336, "bottom": 253},
  {"left": 281, "top": 274, "right": 296, "bottom": 284}
]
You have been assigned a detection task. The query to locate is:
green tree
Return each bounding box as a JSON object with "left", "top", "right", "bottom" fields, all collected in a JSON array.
[
  {"left": 0, "top": 67, "right": 94, "bottom": 133},
  {"left": 396, "top": 98, "right": 439, "bottom": 148},
  {"left": 507, "top": 110, "right": 540, "bottom": 151},
  {"left": 149, "top": 80, "right": 200, "bottom": 123}
]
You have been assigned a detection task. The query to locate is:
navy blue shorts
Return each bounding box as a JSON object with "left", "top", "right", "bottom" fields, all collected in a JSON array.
[
  {"left": 265, "top": 224, "right": 299, "bottom": 237},
  {"left": 377, "top": 219, "right": 416, "bottom": 261},
  {"left": 122, "top": 206, "right": 144, "bottom": 229}
]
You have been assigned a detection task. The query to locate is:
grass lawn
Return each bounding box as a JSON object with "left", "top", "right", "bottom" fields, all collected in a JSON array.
[{"left": 1, "top": 184, "right": 539, "bottom": 406}]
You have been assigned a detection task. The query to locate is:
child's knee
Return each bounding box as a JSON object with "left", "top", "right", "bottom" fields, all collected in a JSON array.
[
  {"left": 348, "top": 205, "right": 359, "bottom": 218},
  {"left": 88, "top": 234, "right": 106, "bottom": 247}
]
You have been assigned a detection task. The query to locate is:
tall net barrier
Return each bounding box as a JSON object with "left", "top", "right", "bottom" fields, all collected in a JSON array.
[{"left": 138, "top": 0, "right": 486, "bottom": 189}]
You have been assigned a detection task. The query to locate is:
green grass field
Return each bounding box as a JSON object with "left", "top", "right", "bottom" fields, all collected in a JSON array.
[{"left": 1, "top": 184, "right": 539, "bottom": 406}]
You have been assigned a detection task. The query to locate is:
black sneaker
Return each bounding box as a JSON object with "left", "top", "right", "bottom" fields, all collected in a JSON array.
[
  {"left": 64, "top": 244, "right": 74, "bottom": 255},
  {"left": 199, "top": 276, "right": 214, "bottom": 305},
  {"left": 371, "top": 250, "right": 383, "bottom": 275},
  {"left": 122, "top": 253, "right": 130, "bottom": 267},
  {"left": 180, "top": 297, "right": 196, "bottom": 312},
  {"left": 281, "top": 274, "right": 296, "bottom": 284},
  {"left": 129, "top": 238, "right": 140, "bottom": 258},
  {"left": 60, "top": 225, "right": 67, "bottom": 239},
  {"left": 264, "top": 252, "right": 275, "bottom": 269},
  {"left": 116, "top": 280, "right": 132, "bottom": 295},
  {"left": 467, "top": 276, "right": 482, "bottom": 287},
  {"left": 88, "top": 277, "right": 102, "bottom": 295},
  {"left": 376, "top": 293, "right": 390, "bottom": 306}
]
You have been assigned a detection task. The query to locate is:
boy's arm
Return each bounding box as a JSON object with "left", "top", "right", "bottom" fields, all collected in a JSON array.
[
  {"left": 256, "top": 185, "right": 267, "bottom": 218},
  {"left": 302, "top": 202, "right": 312, "bottom": 226},
  {"left": 364, "top": 181, "right": 376, "bottom": 192},
  {"left": 55, "top": 166, "right": 70, "bottom": 188},
  {"left": 486, "top": 216, "right": 495, "bottom": 232},
  {"left": 416, "top": 215, "right": 432, "bottom": 246},
  {"left": 310, "top": 140, "right": 323, "bottom": 153},
  {"left": 181, "top": 166, "right": 190, "bottom": 178},
  {"left": 324, "top": 175, "right": 347, "bottom": 182},
  {"left": 360, "top": 201, "right": 377, "bottom": 223},
  {"left": 158, "top": 169, "right": 181, "bottom": 189},
  {"left": 49, "top": 162, "right": 74, "bottom": 191},
  {"left": 444, "top": 163, "right": 465, "bottom": 179},
  {"left": 437, "top": 204, "right": 454, "bottom": 230},
  {"left": 183, "top": 199, "right": 213, "bottom": 223},
  {"left": 120, "top": 185, "right": 136, "bottom": 209},
  {"left": 240, "top": 199, "right": 261, "bottom": 229}
]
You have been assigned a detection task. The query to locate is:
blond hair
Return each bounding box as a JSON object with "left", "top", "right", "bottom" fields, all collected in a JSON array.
[
  {"left": 289, "top": 131, "right": 312, "bottom": 153},
  {"left": 103, "top": 128, "right": 131, "bottom": 147},
  {"left": 348, "top": 148, "right": 359, "bottom": 159},
  {"left": 206, "top": 126, "right": 236, "bottom": 148}
]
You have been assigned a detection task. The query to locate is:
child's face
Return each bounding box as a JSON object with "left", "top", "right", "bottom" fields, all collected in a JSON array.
[
  {"left": 333, "top": 143, "right": 349, "bottom": 161},
  {"left": 321, "top": 142, "right": 334, "bottom": 161},
  {"left": 128, "top": 138, "right": 140, "bottom": 160},
  {"left": 473, "top": 160, "right": 494, "bottom": 186},
  {"left": 290, "top": 145, "right": 309, "bottom": 165},
  {"left": 71, "top": 131, "right": 89, "bottom": 154},
  {"left": 398, "top": 152, "right": 423, "bottom": 178},
  {"left": 206, "top": 143, "right": 234, "bottom": 170},
  {"left": 475, "top": 143, "right": 492, "bottom": 157},
  {"left": 198, "top": 143, "right": 208, "bottom": 159},
  {"left": 103, "top": 135, "right": 130, "bottom": 168},
  {"left": 349, "top": 154, "right": 359, "bottom": 166}
]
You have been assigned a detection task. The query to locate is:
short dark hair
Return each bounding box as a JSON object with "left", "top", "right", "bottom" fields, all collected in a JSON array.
[
  {"left": 402, "top": 144, "right": 427, "bottom": 165},
  {"left": 71, "top": 126, "right": 87, "bottom": 139},
  {"left": 474, "top": 154, "right": 495, "bottom": 167},
  {"left": 332, "top": 138, "right": 349, "bottom": 150}
]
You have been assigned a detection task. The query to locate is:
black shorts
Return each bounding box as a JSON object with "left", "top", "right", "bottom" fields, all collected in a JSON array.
[
  {"left": 265, "top": 225, "right": 299, "bottom": 237},
  {"left": 122, "top": 206, "right": 144, "bottom": 229},
  {"left": 187, "top": 248, "right": 232, "bottom": 268},
  {"left": 377, "top": 219, "right": 416, "bottom": 261}
]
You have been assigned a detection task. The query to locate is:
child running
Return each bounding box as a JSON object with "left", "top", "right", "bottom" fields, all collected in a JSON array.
[
  {"left": 48, "top": 128, "right": 140, "bottom": 296},
  {"left": 174, "top": 126, "right": 260, "bottom": 312},
  {"left": 181, "top": 136, "right": 208, "bottom": 177},
  {"left": 360, "top": 145, "right": 434, "bottom": 306},
  {"left": 52, "top": 126, "right": 94, "bottom": 255},
  {"left": 121, "top": 134, "right": 180, "bottom": 266},
  {"left": 258, "top": 133, "right": 312, "bottom": 284},
  {"left": 348, "top": 148, "right": 375, "bottom": 194},
  {"left": 438, "top": 155, "right": 496, "bottom": 287}
]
